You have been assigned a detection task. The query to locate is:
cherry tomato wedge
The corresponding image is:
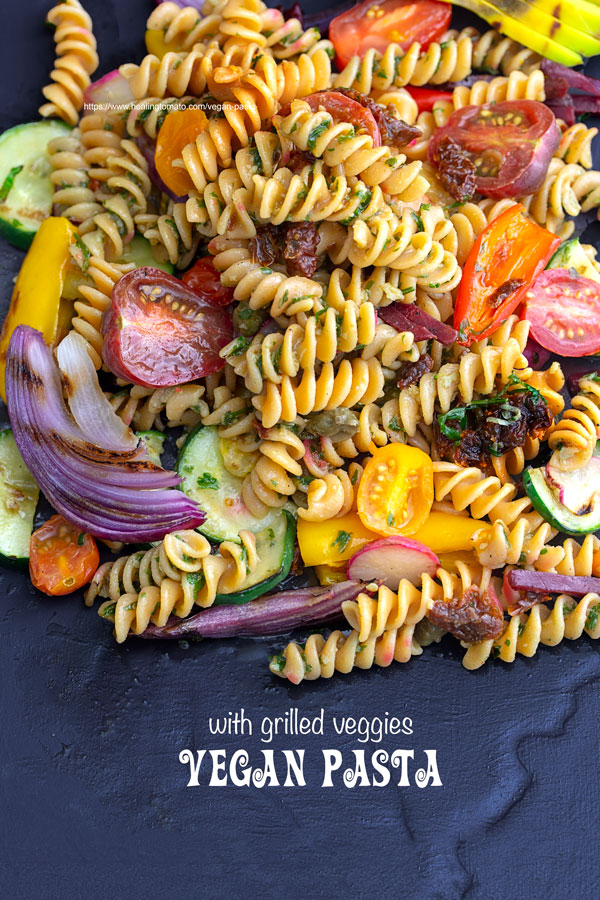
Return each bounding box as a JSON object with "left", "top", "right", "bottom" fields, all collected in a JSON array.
[
  {"left": 280, "top": 91, "right": 381, "bottom": 146},
  {"left": 455, "top": 205, "right": 560, "bottom": 347},
  {"left": 30, "top": 515, "right": 99, "bottom": 596},
  {"left": 429, "top": 100, "right": 560, "bottom": 199},
  {"left": 524, "top": 269, "right": 600, "bottom": 356},
  {"left": 357, "top": 444, "right": 433, "bottom": 537},
  {"left": 182, "top": 257, "right": 235, "bottom": 307},
  {"left": 406, "top": 87, "right": 453, "bottom": 112},
  {"left": 330, "top": 0, "right": 451, "bottom": 69},
  {"left": 102, "top": 267, "right": 233, "bottom": 387},
  {"left": 155, "top": 108, "right": 208, "bottom": 197}
]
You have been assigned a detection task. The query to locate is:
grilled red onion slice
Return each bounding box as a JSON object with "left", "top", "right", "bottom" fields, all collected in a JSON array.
[{"left": 5, "top": 326, "right": 204, "bottom": 541}]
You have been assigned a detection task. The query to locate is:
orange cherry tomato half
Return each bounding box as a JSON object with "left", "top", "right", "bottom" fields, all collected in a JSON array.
[
  {"left": 357, "top": 444, "right": 433, "bottom": 537},
  {"left": 155, "top": 108, "right": 208, "bottom": 197},
  {"left": 330, "top": 0, "right": 452, "bottom": 69},
  {"left": 29, "top": 515, "right": 99, "bottom": 596}
]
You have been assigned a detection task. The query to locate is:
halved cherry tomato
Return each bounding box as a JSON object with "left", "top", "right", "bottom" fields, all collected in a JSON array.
[
  {"left": 330, "top": 0, "right": 451, "bottom": 69},
  {"left": 428, "top": 100, "right": 560, "bottom": 199},
  {"left": 182, "top": 257, "right": 235, "bottom": 307},
  {"left": 155, "top": 108, "right": 208, "bottom": 197},
  {"left": 30, "top": 515, "right": 99, "bottom": 596},
  {"left": 102, "top": 267, "right": 233, "bottom": 387},
  {"left": 406, "top": 87, "right": 453, "bottom": 112},
  {"left": 280, "top": 91, "right": 381, "bottom": 145},
  {"left": 455, "top": 205, "right": 560, "bottom": 347},
  {"left": 357, "top": 444, "right": 433, "bottom": 537},
  {"left": 524, "top": 269, "right": 600, "bottom": 356}
]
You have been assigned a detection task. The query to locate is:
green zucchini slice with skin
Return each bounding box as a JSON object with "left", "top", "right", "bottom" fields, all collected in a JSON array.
[
  {"left": 0, "top": 120, "right": 72, "bottom": 249},
  {"left": 546, "top": 238, "right": 600, "bottom": 284},
  {"left": 523, "top": 451, "right": 600, "bottom": 535},
  {"left": 177, "top": 424, "right": 291, "bottom": 542},
  {"left": 136, "top": 430, "right": 165, "bottom": 466},
  {"left": 212, "top": 510, "right": 296, "bottom": 605},
  {"left": 0, "top": 428, "right": 39, "bottom": 567}
]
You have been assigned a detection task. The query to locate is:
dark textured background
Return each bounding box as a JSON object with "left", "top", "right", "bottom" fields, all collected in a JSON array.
[{"left": 1, "top": 2, "right": 599, "bottom": 898}]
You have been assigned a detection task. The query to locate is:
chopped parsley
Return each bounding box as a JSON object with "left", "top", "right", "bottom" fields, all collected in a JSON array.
[
  {"left": 0, "top": 164, "right": 23, "bottom": 202},
  {"left": 331, "top": 530, "right": 351, "bottom": 553},
  {"left": 196, "top": 473, "right": 219, "bottom": 490}
]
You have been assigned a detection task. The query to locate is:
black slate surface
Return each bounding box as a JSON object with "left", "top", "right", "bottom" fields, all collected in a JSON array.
[{"left": 1, "top": 2, "right": 599, "bottom": 899}]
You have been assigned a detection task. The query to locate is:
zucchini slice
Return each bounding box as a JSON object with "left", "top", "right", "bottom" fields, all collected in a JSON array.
[
  {"left": 214, "top": 510, "right": 296, "bottom": 605},
  {"left": 523, "top": 460, "right": 600, "bottom": 535},
  {"left": 0, "top": 120, "right": 72, "bottom": 249},
  {"left": 177, "top": 424, "right": 290, "bottom": 542},
  {"left": 136, "top": 430, "right": 165, "bottom": 466},
  {"left": 0, "top": 428, "right": 39, "bottom": 567}
]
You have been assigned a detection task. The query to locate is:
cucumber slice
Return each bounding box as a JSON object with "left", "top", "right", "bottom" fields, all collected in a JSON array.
[
  {"left": 0, "top": 120, "right": 72, "bottom": 249},
  {"left": 523, "top": 466, "right": 600, "bottom": 535},
  {"left": 214, "top": 510, "right": 296, "bottom": 605},
  {"left": 118, "top": 234, "right": 174, "bottom": 274},
  {"left": 546, "top": 238, "right": 600, "bottom": 284},
  {"left": 136, "top": 430, "right": 165, "bottom": 466},
  {"left": 0, "top": 428, "right": 39, "bottom": 567},
  {"left": 177, "top": 424, "right": 290, "bottom": 542}
]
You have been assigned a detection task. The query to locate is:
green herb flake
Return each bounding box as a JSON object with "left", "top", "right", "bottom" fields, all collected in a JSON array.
[
  {"left": 0, "top": 165, "right": 23, "bottom": 203},
  {"left": 196, "top": 472, "right": 219, "bottom": 490},
  {"left": 331, "top": 530, "right": 351, "bottom": 553}
]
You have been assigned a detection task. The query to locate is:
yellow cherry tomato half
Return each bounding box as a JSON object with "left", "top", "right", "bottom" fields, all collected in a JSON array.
[
  {"left": 155, "top": 108, "right": 208, "bottom": 196},
  {"left": 357, "top": 444, "right": 433, "bottom": 536}
]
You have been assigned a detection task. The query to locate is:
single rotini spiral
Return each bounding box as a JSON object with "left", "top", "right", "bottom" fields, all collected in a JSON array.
[
  {"left": 47, "top": 128, "right": 102, "bottom": 227},
  {"left": 241, "top": 425, "right": 305, "bottom": 517},
  {"left": 270, "top": 626, "right": 424, "bottom": 683},
  {"left": 523, "top": 158, "right": 600, "bottom": 232},
  {"left": 275, "top": 100, "right": 429, "bottom": 203},
  {"left": 204, "top": 64, "right": 278, "bottom": 145},
  {"left": 71, "top": 255, "right": 135, "bottom": 368},
  {"left": 297, "top": 469, "right": 354, "bottom": 521},
  {"left": 93, "top": 529, "right": 259, "bottom": 640},
  {"left": 532, "top": 533, "right": 600, "bottom": 576},
  {"left": 462, "top": 593, "right": 600, "bottom": 669},
  {"left": 39, "top": 0, "right": 99, "bottom": 126},
  {"left": 78, "top": 139, "right": 152, "bottom": 259},
  {"left": 254, "top": 358, "right": 386, "bottom": 428},
  {"left": 265, "top": 48, "right": 333, "bottom": 107},
  {"left": 146, "top": 2, "right": 225, "bottom": 51},
  {"left": 547, "top": 375, "right": 600, "bottom": 471},
  {"left": 120, "top": 45, "right": 218, "bottom": 100},
  {"left": 432, "top": 462, "right": 539, "bottom": 527},
  {"left": 78, "top": 109, "right": 127, "bottom": 183},
  {"left": 136, "top": 200, "right": 200, "bottom": 268},
  {"left": 555, "top": 122, "right": 598, "bottom": 169},
  {"left": 221, "top": 301, "right": 378, "bottom": 393},
  {"left": 470, "top": 517, "right": 556, "bottom": 569},
  {"left": 441, "top": 69, "right": 546, "bottom": 118}
]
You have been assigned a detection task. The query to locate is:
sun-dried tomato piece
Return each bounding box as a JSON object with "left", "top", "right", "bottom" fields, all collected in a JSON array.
[
  {"left": 430, "top": 134, "right": 477, "bottom": 201},
  {"left": 282, "top": 222, "right": 319, "bottom": 278},
  {"left": 507, "top": 590, "right": 552, "bottom": 615},
  {"left": 396, "top": 353, "right": 434, "bottom": 389},
  {"left": 427, "top": 584, "right": 504, "bottom": 643},
  {"left": 334, "top": 88, "right": 422, "bottom": 146},
  {"left": 249, "top": 225, "right": 279, "bottom": 267}
]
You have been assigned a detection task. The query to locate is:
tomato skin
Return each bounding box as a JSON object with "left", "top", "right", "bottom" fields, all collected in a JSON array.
[
  {"left": 428, "top": 101, "right": 560, "bottom": 199},
  {"left": 524, "top": 269, "right": 600, "bottom": 356},
  {"left": 182, "top": 257, "right": 235, "bottom": 307},
  {"left": 455, "top": 205, "right": 560, "bottom": 347},
  {"left": 406, "top": 87, "right": 453, "bottom": 112},
  {"left": 155, "top": 108, "right": 208, "bottom": 197},
  {"left": 330, "top": 0, "right": 451, "bottom": 68},
  {"left": 30, "top": 515, "right": 99, "bottom": 596},
  {"left": 357, "top": 444, "right": 433, "bottom": 537},
  {"left": 300, "top": 91, "right": 381, "bottom": 146},
  {"left": 102, "top": 267, "right": 233, "bottom": 387}
]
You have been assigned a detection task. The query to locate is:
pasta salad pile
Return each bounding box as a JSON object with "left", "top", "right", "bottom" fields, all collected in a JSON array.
[{"left": 2, "top": 0, "right": 600, "bottom": 685}]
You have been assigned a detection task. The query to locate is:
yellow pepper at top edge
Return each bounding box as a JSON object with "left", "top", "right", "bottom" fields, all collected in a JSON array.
[{"left": 0, "top": 216, "right": 76, "bottom": 402}]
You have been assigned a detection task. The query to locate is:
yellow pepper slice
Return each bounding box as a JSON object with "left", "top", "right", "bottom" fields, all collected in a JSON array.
[
  {"left": 297, "top": 511, "right": 378, "bottom": 567},
  {"left": 0, "top": 216, "right": 76, "bottom": 401},
  {"left": 411, "top": 512, "right": 490, "bottom": 554}
]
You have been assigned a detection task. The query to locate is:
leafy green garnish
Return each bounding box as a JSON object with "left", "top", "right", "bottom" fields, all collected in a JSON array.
[
  {"left": 307, "top": 120, "right": 329, "bottom": 152},
  {"left": 197, "top": 473, "right": 219, "bottom": 490},
  {"left": 0, "top": 164, "right": 23, "bottom": 202},
  {"left": 437, "top": 375, "right": 544, "bottom": 444},
  {"left": 331, "top": 530, "right": 351, "bottom": 553}
]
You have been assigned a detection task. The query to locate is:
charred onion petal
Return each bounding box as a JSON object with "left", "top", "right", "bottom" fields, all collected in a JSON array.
[
  {"left": 541, "top": 59, "right": 600, "bottom": 98},
  {"left": 378, "top": 305, "right": 433, "bottom": 341},
  {"left": 507, "top": 570, "right": 600, "bottom": 597},
  {"left": 6, "top": 326, "right": 204, "bottom": 542},
  {"left": 142, "top": 581, "right": 371, "bottom": 639}
]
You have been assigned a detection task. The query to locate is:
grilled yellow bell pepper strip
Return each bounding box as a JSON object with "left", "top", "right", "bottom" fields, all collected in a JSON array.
[
  {"left": 0, "top": 216, "right": 76, "bottom": 401},
  {"left": 145, "top": 29, "right": 176, "bottom": 58},
  {"left": 298, "top": 510, "right": 490, "bottom": 567}
]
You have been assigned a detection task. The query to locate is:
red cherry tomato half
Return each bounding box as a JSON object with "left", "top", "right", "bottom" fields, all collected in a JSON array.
[
  {"left": 280, "top": 90, "right": 381, "bottom": 146},
  {"left": 455, "top": 204, "right": 560, "bottom": 347},
  {"left": 524, "top": 269, "right": 600, "bottom": 356},
  {"left": 181, "top": 257, "right": 235, "bottom": 307},
  {"left": 102, "top": 267, "right": 233, "bottom": 387},
  {"left": 330, "top": 0, "right": 451, "bottom": 69},
  {"left": 429, "top": 100, "right": 560, "bottom": 199},
  {"left": 30, "top": 515, "right": 99, "bottom": 596},
  {"left": 405, "top": 86, "right": 453, "bottom": 112}
]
